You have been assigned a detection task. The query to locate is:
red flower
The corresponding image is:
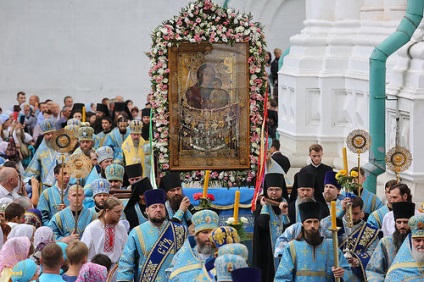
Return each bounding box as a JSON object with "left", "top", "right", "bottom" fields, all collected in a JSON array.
[
  {"left": 193, "top": 192, "right": 203, "bottom": 200},
  {"left": 207, "top": 194, "right": 215, "bottom": 201}
]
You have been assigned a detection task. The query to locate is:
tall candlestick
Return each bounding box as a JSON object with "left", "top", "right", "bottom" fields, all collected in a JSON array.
[
  {"left": 233, "top": 190, "right": 240, "bottom": 224},
  {"left": 82, "top": 106, "right": 86, "bottom": 122},
  {"left": 342, "top": 147, "right": 348, "bottom": 172},
  {"left": 202, "top": 170, "right": 210, "bottom": 198},
  {"left": 331, "top": 200, "right": 337, "bottom": 230}
]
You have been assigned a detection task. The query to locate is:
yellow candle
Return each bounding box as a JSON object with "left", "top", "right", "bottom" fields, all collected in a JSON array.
[
  {"left": 233, "top": 190, "right": 240, "bottom": 224},
  {"left": 82, "top": 106, "right": 86, "bottom": 122},
  {"left": 331, "top": 201, "right": 337, "bottom": 229},
  {"left": 202, "top": 170, "right": 210, "bottom": 198},
  {"left": 342, "top": 147, "right": 348, "bottom": 172}
]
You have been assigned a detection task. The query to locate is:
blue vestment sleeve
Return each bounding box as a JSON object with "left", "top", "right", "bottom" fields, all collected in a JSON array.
[
  {"left": 365, "top": 239, "right": 387, "bottom": 282},
  {"left": 48, "top": 214, "right": 64, "bottom": 241},
  {"left": 274, "top": 243, "right": 294, "bottom": 282},
  {"left": 37, "top": 190, "right": 51, "bottom": 226},
  {"left": 117, "top": 228, "right": 141, "bottom": 282}
]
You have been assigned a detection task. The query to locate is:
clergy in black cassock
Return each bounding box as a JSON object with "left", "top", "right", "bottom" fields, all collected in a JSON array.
[
  {"left": 253, "top": 173, "right": 289, "bottom": 282},
  {"left": 287, "top": 172, "right": 330, "bottom": 228},
  {"left": 123, "top": 177, "right": 152, "bottom": 230}
]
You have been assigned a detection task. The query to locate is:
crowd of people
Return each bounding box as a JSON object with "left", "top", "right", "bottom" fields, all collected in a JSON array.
[{"left": 0, "top": 91, "right": 422, "bottom": 282}]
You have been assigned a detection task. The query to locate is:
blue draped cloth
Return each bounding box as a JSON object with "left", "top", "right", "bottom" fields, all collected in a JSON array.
[
  {"left": 366, "top": 235, "right": 398, "bottom": 282},
  {"left": 37, "top": 185, "right": 70, "bottom": 225}
]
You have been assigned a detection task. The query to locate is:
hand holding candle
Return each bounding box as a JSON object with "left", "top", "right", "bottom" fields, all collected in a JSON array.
[
  {"left": 233, "top": 190, "right": 240, "bottom": 224},
  {"left": 331, "top": 201, "right": 337, "bottom": 230},
  {"left": 202, "top": 170, "right": 210, "bottom": 198}
]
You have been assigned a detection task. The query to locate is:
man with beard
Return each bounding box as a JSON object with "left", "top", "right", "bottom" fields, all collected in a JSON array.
[
  {"left": 159, "top": 172, "right": 193, "bottom": 227},
  {"left": 298, "top": 144, "right": 333, "bottom": 193},
  {"left": 94, "top": 116, "right": 113, "bottom": 148},
  {"left": 338, "top": 196, "right": 379, "bottom": 281},
  {"left": 89, "top": 178, "right": 110, "bottom": 213},
  {"left": 287, "top": 172, "right": 329, "bottom": 227},
  {"left": 381, "top": 183, "right": 418, "bottom": 236},
  {"left": 275, "top": 201, "right": 353, "bottom": 281},
  {"left": 118, "top": 189, "right": 187, "bottom": 282},
  {"left": 367, "top": 179, "right": 398, "bottom": 229},
  {"left": 123, "top": 177, "right": 153, "bottom": 230},
  {"left": 92, "top": 103, "right": 110, "bottom": 134},
  {"left": 169, "top": 210, "right": 219, "bottom": 281},
  {"left": 105, "top": 163, "right": 126, "bottom": 191},
  {"left": 72, "top": 125, "right": 95, "bottom": 157},
  {"left": 38, "top": 163, "right": 70, "bottom": 225},
  {"left": 125, "top": 163, "right": 143, "bottom": 188},
  {"left": 81, "top": 197, "right": 128, "bottom": 264},
  {"left": 385, "top": 214, "right": 424, "bottom": 280},
  {"left": 24, "top": 119, "right": 62, "bottom": 189},
  {"left": 122, "top": 120, "right": 148, "bottom": 178},
  {"left": 322, "top": 171, "right": 347, "bottom": 219},
  {"left": 104, "top": 116, "right": 129, "bottom": 164},
  {"left": 253, "top": 173, "right": 289, "bottom": 282},
  {"left": 83, "top": 146, "right": 114, "bottom": 208},
  {"left": 366, "top": 201, "right": 415, "bottom": 281}
]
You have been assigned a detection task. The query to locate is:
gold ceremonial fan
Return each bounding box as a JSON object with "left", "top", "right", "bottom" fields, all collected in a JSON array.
[
  {"left": 385, "top": 146, "right": 412, "bottom": 175},
  {"left": 346, "top": 129, "right": 371, "bottom": 154},
  {"left": 67, "top": 153, "right": 92, "bottom": 179},
  {"left": 50, "top": 129, "right": 78, "bottom": 153}
]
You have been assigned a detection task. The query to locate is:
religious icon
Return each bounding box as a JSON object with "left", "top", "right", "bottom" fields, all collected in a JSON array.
[{"left": 168, "top": 42, "right": 250, "bottom": 170}]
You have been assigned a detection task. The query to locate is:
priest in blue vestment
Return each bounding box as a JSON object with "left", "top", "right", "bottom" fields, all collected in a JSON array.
[
  {"left": 384, "top": 214, "right": 424, "bottom": 281},
  {"left": 169, "top": 209, "right": 219, "bottom": 281},
  {"left": 37, "top": 163, "right": 70, "bottom": 225},
  {"left": 24, "top": 119, "right": 62, "bottom": 189},
  {"left": 48, "top": 184, "right": 97, "bottom": 243},
  {"left": 117, "top": 189, "right": 187, "bottom": 282},
  {"left": 275, "top": 201, "right": 353, "bottom": 281},
  {"left": 366, "top": 201, "right": 415, "bottom": 281},
  {"left": 103, "top": 116, "right": 130, "bottom": 164},
  {"left": 159, "top": 172, "right": 194, "bottom": 227}
]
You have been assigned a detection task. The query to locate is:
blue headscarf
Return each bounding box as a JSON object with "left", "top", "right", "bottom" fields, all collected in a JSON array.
[{"left": 11, "top": 259, "right": 38, "bottom": 282}]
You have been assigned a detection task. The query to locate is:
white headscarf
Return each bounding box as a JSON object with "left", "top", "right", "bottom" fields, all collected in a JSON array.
[
  {"left": 33, "top": 226, "right": 54, "bottom": 249},
  {"left": 7, "top": 224, "right": 35, "bottom": 241}
]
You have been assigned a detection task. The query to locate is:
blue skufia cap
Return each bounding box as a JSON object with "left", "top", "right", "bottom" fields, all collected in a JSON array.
[
  {"left": 91, "top": 178, "right": 110, "bottom": 197},
  {"left": 217, "top": 243, "right": 249, "bottom": 261},
  {"left": 324, "top": 171, "right": 341, "bottom": 189},
  {"left": 144, "top": 189, "right": 166, "bottom": 207},
  {"left": 105, "top": 163, "right": 124, "bottom": 182},
  {"left": 214, "top": 254, "right": 248, "bottom": 282},
  {"left": 96, "top": 146, "right": 114, "bottom": 163},
  {"left": 231, "top": 267, "right": 262, "bottom": 282},
  {"left": 40, "top": 119, "right": 55, "bottom": 133},
  {"left": 11, "top": 259, "right": 38, "bottom": 282}
]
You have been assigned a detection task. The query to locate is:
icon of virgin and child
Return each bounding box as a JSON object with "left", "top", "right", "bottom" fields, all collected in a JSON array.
[{"left": 185, "top": 64, "right": 230, "bottom": 109}]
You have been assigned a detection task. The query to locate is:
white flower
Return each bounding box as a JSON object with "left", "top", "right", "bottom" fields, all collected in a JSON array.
[
  {"left": 240, "top": 217, "right": 248, "bottom": 224},
  {"left": 226, "top": 217, "right": 235, "bottom": 224},
  {"left": 160, "top": 27, "right": 168, "bottom": 35},
  {"left": 230, "top": 176, "right": 235, "bottom": 182}
]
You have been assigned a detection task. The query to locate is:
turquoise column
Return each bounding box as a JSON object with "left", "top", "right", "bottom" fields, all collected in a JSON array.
[{"left": 364, "top": 0, "right": 424, "bottom": 192}]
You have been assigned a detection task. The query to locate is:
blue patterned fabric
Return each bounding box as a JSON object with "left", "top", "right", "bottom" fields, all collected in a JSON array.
[
  {"left": 117, "top": 220, "right": 187, "bottom": 282},
  {"left": 366, "top": 235, "right": 398, "bottom": 282},
  {"left": 24, "top": 139, "right": 62, "bottom": 189},
  {"left": 48, "top": 207, "right": 97, "bottom": 241},
  {"left": 37, "top": 185, "right": 70, "bottom": 225},
  {"left": 165, "top": 201, "right": 192, "bottom": 227},
  {"left": 169, "top": 236, "right": 213, "bottom": 282},
  {"left": 385, "top": 235, "right": 424, "bottom": 281},
  {"left": 341, "top": 188, "right": 383, "bottom": 215},
  {"left": 103, "top": 127, "right": 130, "bottom": 164},
  {"left": 275, "top": 238, "right": 353, "bottom": 281},
  {"left": 367, "top": 205, "right": 390, "bottom": 229}
]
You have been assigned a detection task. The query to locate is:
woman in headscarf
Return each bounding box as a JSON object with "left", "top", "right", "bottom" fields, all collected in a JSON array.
[
  {"left": 24, "top": 209, "right": 42, "bottom": 229},
  {"left": 10, "top": 259, "right": 40, "bottom": 282},
  {"left": 75, "top": 262, "right": 107, "bottom": 282},
  {"left": 7, "top": 224, "right": 36, "bottom": 242},
  {"left": 0, "top": 236, "right": 33, "bottom": 282},
  {"left": 32, "top": 226, "right": 55, "bottom": 265}
]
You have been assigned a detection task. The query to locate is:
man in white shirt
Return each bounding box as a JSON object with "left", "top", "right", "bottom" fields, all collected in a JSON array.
[
  {"left": 0, "top": 167, "right": 25, "bottom": 200},
  {"left": 81, "top": 196, "right": 128, "bottom": 264}
]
